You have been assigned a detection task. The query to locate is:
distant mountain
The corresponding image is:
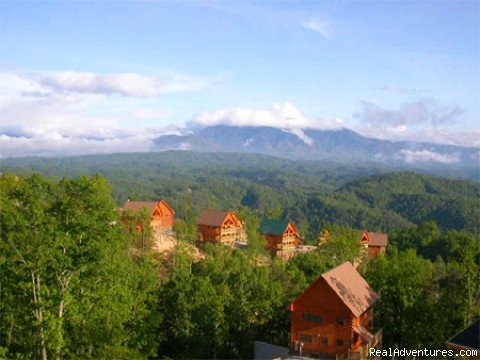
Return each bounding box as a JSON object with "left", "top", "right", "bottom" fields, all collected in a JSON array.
[{"left": 153, "top": 125, "right": 479, "bottom": 168}]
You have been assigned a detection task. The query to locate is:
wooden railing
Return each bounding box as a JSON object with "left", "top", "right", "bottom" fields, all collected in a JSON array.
[{"left": 338, "top": 329, "right": 382, "bottom": 360}]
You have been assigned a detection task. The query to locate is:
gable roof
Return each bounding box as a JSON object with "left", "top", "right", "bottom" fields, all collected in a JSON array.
[
  {"left": 322, "top": 262, "right": 379, "bottom": 316},
  {"left": 123, "top": 201, "right": 158, "bottom": 214},
  {"left": 158, "top": 200, "right": 175, "bottom": 214},
  {"left": 259, "top": 219, "right": 290, "bottom": 235},
  {"left": 364, "top": 231, "right": 388, "bottom": 247},
  {"left": 292, "top": 262, "right": 378, "bottom": 317},
  {"left": 197, "top": 210, "right": 230, "bottom": 226},
  {"left": 446, "top": 319, "right": 480, "bottom": 350}
]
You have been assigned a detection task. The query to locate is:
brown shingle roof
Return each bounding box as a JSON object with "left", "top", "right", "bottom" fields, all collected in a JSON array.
[
  {"left": 367, "top": 232, "right": 388, "bottom": 247},
  {"left": 197, "top": 210, "right": 230, "bottom": 226},
  {"left": 321, "top": 262, "right": 379, "bottom": 317},
  {"left": 123, "top": 201, "right": 157, "bottom": 214}
]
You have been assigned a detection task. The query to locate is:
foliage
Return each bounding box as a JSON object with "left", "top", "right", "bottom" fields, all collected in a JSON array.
[
  {"left": 0, "top": 174, "right": 159, "bottom": 358},
  {"left": 1, "top": 153, "right": 478, "bottom": 237},
  {"left": 1, "top": 156, "right": 479, "bottom": 358},
  {"left": 363, "top": 237, "right": 479, "bottom": 349}
]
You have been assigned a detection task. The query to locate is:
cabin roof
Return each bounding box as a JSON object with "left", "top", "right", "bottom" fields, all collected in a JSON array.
[
  {"left": 446, "top": 319, "right": 480, "bottom": 350},
  {"left": 123, "top": 201, "right": 158, "bottom": 214},
  {"left": 292, "top": 261, "right": 377, "bottom": 317},
  {"left": 321, "top": 262, "right": 379, "bottom": 316},
  {"left": 197, "top": 210, "right": 231, "bottom": 226},
  {"left": 159, "top": 200, "right": 175, "bottom": 214},
  {"left": 365, "top": 231, "right": 388, "bottom": 247},
  {"left": 258, "top": 219, "right": 290, "bottom": 235}
]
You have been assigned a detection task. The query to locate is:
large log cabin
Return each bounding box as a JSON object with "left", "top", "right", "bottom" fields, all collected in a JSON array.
[
  {"left": 197, "top": 210, "right": 247, "bottom": 244},
  {"left": 123, "top": 200, "right": 175, "bottom": 232},
  {"left": 290, "top": 262, "right": 382, "bottom": 359},
  {"left": 361, "top": 231, "right": 388, "bottom": 257},
  {"left": 259, "top": 219, "right": 301, "bottom": 256}
]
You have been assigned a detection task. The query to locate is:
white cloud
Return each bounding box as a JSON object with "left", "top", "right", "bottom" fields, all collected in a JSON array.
[
  {"left": 353, "top": 99, "right": 479, "bottom": 147},
  {"left": 302, "top": 17, "right": 332, "bottom": 38},
  {"left": 0, "top": 132, "right": 153, "bottom": 158},
  {"left": 22, "top": 70, "right": 205, "bottom": 98},
  {"left": 0, "top": 71, "right": 191, "bottom": 158},
  {"left": 286, "top": 127, "right": 313, "bottom": 146},
  {"left": 378, "top": 86, "right": 429, "bottom": 94},
  {"left": 396, "top": 149, "right": 460, "bottom": 164},
  {"left": 0, "top": 124, "right": 188, "bottom": 158},
  {"left": 190, "top": 102, "right": 343, "bottom": 145},
  {"left": 355, "top": 99, "right": 463, "bottom": 126},
  {"left": 192, "top": 102, "right": 343, "bottom": 130}
]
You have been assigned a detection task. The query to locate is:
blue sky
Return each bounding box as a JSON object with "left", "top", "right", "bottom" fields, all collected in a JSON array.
[{"left": 0, "top": 1, "right": 478, "bottom": 157}]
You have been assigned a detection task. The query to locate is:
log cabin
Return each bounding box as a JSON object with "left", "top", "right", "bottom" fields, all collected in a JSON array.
[
  {"left": 123, "top": 200, "right": 175, "bottom": 232},
  {"left": 197, "top": 210, "right": 247, "bottom": 244},
  {"left": 259, "top": 219, "right": 301, "bottom": 256},
  {"left": 360, "top": 231, "right": 388, "bottom": 257},
  {"left": 290, "top": 262, "right": 382, "bottom": 359}
]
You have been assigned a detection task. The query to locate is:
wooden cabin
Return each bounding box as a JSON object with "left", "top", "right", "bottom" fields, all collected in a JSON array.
[
  {"left": 259, "top": 219, "right": 301, "bottom": 256},
  {"left": 197, "top": 210, "right": 247, "bottom": 244},
  {"left": 123, "top": 200, "right": 175, "bottom": 232},
  {"left": 290, "top": 262, "right": 382, "bottom": 359},
  {"left": 361, "top": 231, "right": 388, "bottom": 257}
]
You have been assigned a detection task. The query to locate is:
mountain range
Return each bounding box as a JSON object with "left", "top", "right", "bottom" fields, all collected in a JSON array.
[{"left": 154, "top": 125, "right": 479, "bottom": 168}]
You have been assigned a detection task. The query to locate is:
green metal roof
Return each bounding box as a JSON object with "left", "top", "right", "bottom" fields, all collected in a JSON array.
[{"left": 258, "top": 219, "right": 290, "bottom": 235}]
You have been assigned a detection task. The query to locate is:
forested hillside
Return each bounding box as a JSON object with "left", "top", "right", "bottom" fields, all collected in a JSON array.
[
  {"left": 2, "top": 151, "right": 478, "bottom": 237},
  {"left": 1, "top": 173, "right": 478, "bottom": 359}
]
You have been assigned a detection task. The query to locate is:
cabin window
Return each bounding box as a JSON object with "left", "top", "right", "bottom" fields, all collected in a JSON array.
[
  {"left": 336, "top": 339, "right": 345, "bottom": 346},
  {"left": 299, "top": 334, "right": 312, "bottom": 343},
  {"left": 321, "top": 337, "right": 328, "bottom": 346},
  {"left": 337, "top": 317, "right": 344, "bottom": 326},
  {"left": 302, "top": 313, "right": 323, "bottom": 323}
]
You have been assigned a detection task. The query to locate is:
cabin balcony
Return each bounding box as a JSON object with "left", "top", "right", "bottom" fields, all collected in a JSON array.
[
  {"left": 220, "top": 228, "right": 247, "bottom": 243},
  {"left": 277, "top": 243, "right": 296, "bottom": 251},
  {"left": 340, "top": 328, "right": 382, "bottom": 360},
  {"left": 276, "top": 236, "right": 297, "bottom": 250}
]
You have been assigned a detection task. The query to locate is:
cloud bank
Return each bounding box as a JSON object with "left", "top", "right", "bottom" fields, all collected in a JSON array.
[
  {"left": 356, "top": 99, "right": 463, "bottom": 126},
  {"left": 0, "top": 69, "right": 477, "bottom": 158},
  {"left": 396, "top": 149, "right": 460, "bottom": 164},
  {"left": 190, "top": 102, "right": 343, "bottom": 145},
  {"left": 0, "top": 70, "right": 198, "bottom": 158},
  {"left": 353, "top": 99, "right": 479, "bottom": 147},
  {"left": 26, "top": 70, "right": 205, "bottom": 98},
  {"left": 192, "top": 102, "right": 343, "bottom": 130}
]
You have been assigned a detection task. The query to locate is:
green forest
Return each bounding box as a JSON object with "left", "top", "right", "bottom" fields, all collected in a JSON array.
[{"left": 0, "top": 151, "right": 479, "bottom": 359}]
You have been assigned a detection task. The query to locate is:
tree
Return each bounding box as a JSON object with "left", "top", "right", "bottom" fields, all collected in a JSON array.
[
  {"left": 0, "top": 174, "right": 159, "bottom": 358},
  {"left": 363, "top": 249, "right": 437, "bottom": 348}
]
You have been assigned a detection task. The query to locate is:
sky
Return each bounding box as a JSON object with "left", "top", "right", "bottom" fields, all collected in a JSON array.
[{"left": 0, "top": 0, "right": 479, "bottom": 157}]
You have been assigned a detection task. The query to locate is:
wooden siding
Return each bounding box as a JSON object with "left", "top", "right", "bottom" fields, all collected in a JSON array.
[
  {"left": 368, "top": 245, "right": 385, "bottom": 258},
  {"left": 291, "top": 277, "right": 355, "bottom": 357}
]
